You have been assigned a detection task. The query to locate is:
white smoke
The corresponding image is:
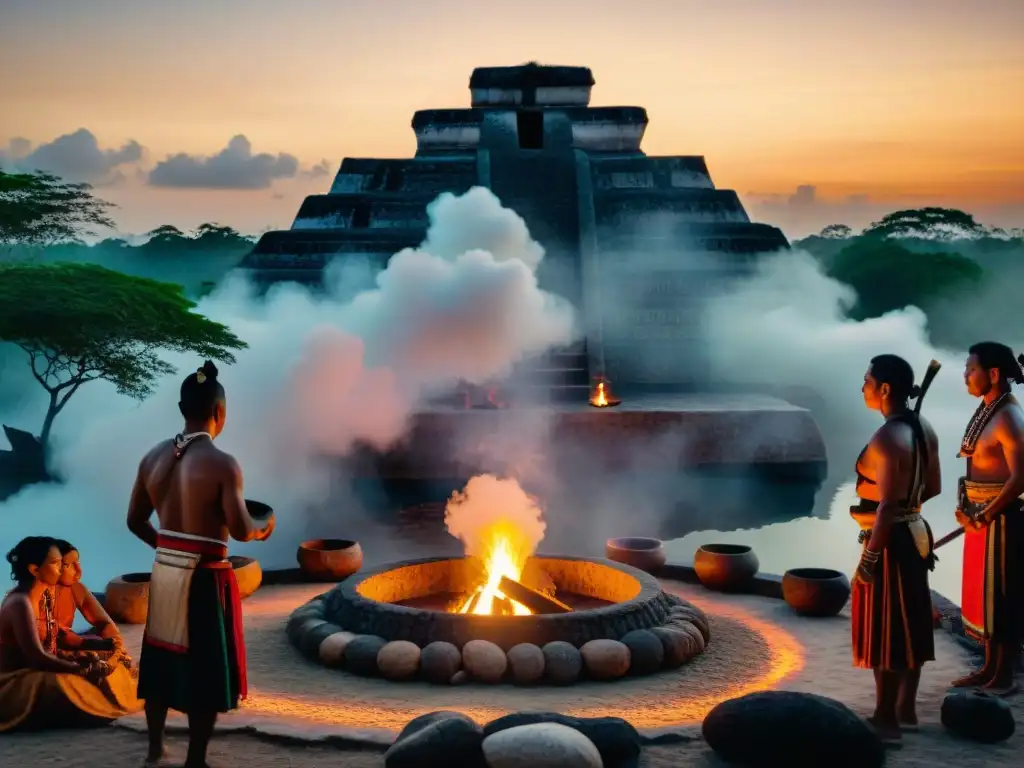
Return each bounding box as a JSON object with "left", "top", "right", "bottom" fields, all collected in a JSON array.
[
  {"left": 698, "top": 248, "right": 982, "bottom": 597},
  {"left": 443, "top": 474, "right": 547, "bottom": 559},
  {"left": 0, "top": 188, "right": 576, "bottom": 589}
]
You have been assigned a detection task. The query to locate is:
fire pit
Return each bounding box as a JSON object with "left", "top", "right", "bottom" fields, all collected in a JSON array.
[{"left": 289, "top": 554, "right": 710, "bottom": 684}]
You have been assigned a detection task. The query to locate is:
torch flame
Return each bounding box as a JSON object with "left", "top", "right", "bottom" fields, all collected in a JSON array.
[{"left": 456, "top": 519, "right": 533, "bottom": 615}]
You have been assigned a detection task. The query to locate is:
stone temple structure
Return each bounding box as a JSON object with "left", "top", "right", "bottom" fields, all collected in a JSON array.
[
  {"left": 242, "top": 63, "right": 789, "bottom": 395},
  {"left": 242, "top": 64, "right": 824, "bottom": 481}
]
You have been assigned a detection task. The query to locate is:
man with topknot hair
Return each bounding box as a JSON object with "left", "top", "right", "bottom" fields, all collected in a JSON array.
[{"left": 127, "top": 360, "right": 275, "bottom": 768}]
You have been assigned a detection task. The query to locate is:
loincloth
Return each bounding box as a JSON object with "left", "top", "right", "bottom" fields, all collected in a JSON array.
[{"left": 138, "top": 531, "right": 247, "bottom": 713}]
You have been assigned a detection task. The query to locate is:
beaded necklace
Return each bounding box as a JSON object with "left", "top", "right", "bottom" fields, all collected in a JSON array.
[{"left": 959, "top": 392, "right": 1009, "bottom": 458}]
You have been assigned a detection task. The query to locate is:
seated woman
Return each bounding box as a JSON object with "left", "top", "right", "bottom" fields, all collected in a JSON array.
[
  {"left": 52, "top": 540, "right": 134, "bottom": 675},
  {"left": 0, "top": 536, "right": 142, "bottom": 732}
]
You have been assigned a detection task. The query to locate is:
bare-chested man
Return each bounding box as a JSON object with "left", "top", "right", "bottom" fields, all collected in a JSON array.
[
  {"left": 953, "top": 341, "right": 1024, "bottom": 695},
  {"left": 127, "top": 360, "right": 274, "bottom": 768},
  {"left": 852, "top": 354, "right": 941, "bottom": 744}
]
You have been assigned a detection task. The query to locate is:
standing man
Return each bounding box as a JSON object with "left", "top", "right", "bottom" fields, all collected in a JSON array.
[
  {"left": 953, "top": 341, "right": 1024, "bottom": 695},
  {"left": 127, "top": 361, "right": 275, "bottom": 768}
]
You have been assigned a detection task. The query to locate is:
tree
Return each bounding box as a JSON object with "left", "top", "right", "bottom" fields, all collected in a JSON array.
[
  {"left": 861, "top": 207, "right": 989, "bottom": 241},
  {"left": 0, "top": 262, "right": 247, "bottom": 449},
  {"left": 827, "top": 239, "right": 983, "bottom": 320},
  {"left": 818, "top": 223, "right": 853, "bottom": 240},
  {"left": 0, "top": 170, "right": 115, "bottom": 256}
]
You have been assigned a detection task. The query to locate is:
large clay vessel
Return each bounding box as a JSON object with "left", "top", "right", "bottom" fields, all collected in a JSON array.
[
  {"left": 782, "top": 567, "right": 851, "bottom": 617},
  {"left": 605, "top": 537, "right": 667, "bottom": 573},
  {"left": 297, "top": 539, "right": 363, "bottom": 581},
  {"left": 694, "top": 544, "right": 759, "bottom": 592},
  {"left": 230, "top": 555, "right": 263, "bottom": 599},
  {"left": 104, "top": 573, "right": 151, "bottom": 624}
]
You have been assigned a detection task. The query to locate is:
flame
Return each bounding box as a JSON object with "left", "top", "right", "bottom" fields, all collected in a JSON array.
[
  {"left": 591, "top": 381, "right": 609, "bottom": 407},
  {"left": 455, "top": 519, "right": 533, "bottom": 616}
]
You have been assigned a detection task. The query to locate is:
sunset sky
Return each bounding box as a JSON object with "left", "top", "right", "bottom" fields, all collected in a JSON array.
[{"left": 2, "top": 0, "right": 1022, "bottom": 239}]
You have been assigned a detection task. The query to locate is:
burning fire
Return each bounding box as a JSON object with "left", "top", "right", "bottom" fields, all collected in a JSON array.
[
  {"left": 456, "top": 519, "right": 533, "bottom": 615},
  {"left": 589, "top": 377, "right": 620, "bottom": 407}
]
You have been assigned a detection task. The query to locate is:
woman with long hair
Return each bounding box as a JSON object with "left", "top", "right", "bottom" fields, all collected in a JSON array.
[{"left": 0, "top": 536, "right": 142, "bottom": 732}]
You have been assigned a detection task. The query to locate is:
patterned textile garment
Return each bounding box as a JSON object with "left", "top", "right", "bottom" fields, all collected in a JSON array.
[
  {"left": 136, "top": 530, "right": 247, "bottom": 714},
  {"left": 851, "top": 414, "right": 936, "bottom": 670},
  {"left": 960, "top": 479, "right": 1024, "bottom": 644}
]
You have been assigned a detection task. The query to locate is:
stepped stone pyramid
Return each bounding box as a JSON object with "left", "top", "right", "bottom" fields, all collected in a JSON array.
[{"left": 241, "top": 63, "right": 789, "bottom": 395}]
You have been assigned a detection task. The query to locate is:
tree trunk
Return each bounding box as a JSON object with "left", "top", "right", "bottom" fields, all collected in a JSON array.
[{"left": 39, "top": 391, "right": 59, "bottom": 450}]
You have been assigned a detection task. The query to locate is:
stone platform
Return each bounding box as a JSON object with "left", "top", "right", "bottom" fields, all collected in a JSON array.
[{"left": 347, "top": 393, "right": 827, "bottom": 482}]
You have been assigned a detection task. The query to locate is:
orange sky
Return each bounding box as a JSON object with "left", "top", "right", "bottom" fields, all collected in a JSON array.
[{"left": 1, "top": 0, "right": 1022, "bottom": 237}]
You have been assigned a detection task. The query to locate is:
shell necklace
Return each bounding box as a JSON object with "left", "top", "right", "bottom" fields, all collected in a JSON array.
[{"left": 959, "top": 393, "right": 1008, "bottom": 458}]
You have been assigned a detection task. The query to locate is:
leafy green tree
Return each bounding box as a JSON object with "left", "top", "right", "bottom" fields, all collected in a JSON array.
[
  {"left": 861, "top": 207, "right": 989, "bottom": 241},
  {"left": 0, "top": 170, "right": 115, "bottom": 256},
  {"left": 0, "top": 262, "right": 247, "bottom": 449},
  {"left": 819, "top": 223, "right": 853, "bottom": 240},
  {"left": 827, "top": 239, "right": 983, "bottom": 320}
]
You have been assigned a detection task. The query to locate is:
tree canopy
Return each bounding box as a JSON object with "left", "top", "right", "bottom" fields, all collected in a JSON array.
[
  {"left": 860, "top": 207, "right": 989, "bottom": 241},
  {"left": 827, "top": 238, "right": 983, "bottom": 320},
  {"left": 0, "top": 170, "right": 115, "bottom": 253},
  {"left": 0, "top": 261, "right": 247, "bottom": 447}
]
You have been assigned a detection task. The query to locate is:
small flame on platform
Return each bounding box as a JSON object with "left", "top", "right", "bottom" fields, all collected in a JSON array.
[{"left": 589, "top": 377, "right": 620, "bottom": 408}]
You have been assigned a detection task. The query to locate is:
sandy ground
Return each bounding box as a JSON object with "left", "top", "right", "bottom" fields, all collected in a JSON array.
[{"left": 1, "top": 581, "right": 1021, "bottom": 766}]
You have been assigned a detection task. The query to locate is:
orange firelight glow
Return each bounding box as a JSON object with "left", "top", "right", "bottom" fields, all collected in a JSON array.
[
  {"left": 218, "top": 585, "right": 806, "bottom": 733},
  {"left": 455, "top": 519, "right": 534, "bottom": 616}
]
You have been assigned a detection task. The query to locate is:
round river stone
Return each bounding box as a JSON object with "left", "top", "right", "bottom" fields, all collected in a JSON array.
[
  {"left": 378, "top": 640, "right": 421, "bottom": 681},
  {"left": 542, "top": 641, "right": 582, "bottom": 685},
  {"left": 650, "top": 627, "right": 693, "bottom": 667},
  {"left": 507, "top": 643, "right": 545, "bottom": 684},
  {"left": 318, "top": 631, "right": 356, "bottom": 667},
  {"left": 301, "top": 622, "right": 343, "bottom": 659},
  {"left": 670, "top": 620, "right": 706, "bottom": 653},
  {"left": 420, "top": 641, "right": 461, "bottom": 684},
  {"left": 703, "top": 691, "right": 884, "bottom": 768},
  {"left": 343, "top": 634, "right": 387, "bottom": 677},
  {"left": 463, "top": 639, "right": 507, "bottom": 683},
  {"left": 941, "top": 690, "right": 1015, "bottom": 743},
  {"left": 669, "top": 606, "right": 710, "bottom": 643},
  {"left": 482, "top": 722, "right": 602, "bottom": 768},
  {"left": 385, "top": 710, "right": 484, "bottom": 768},
  {"left": 620, "top": 629, "right": 665, "bottom": 675},
  {"left": 580, "top": 639, "right": 630, "bottom": 680}
]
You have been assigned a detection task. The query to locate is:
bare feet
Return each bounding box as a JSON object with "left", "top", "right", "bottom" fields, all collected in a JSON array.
[
  {"left": 143, "top": 746, "right": 169, "bottom": 768},
  {"left": 980, "top": 679, "right": 1019, "bottom": 697},
  {"left": 897, "top": 710, "right": 919, "bottom": 731},
  {"left": 950, "top": 669, "right": 990, "bottom": 688},
  {"left": 866, "top": 716, "right": 903, "bottom": 747}
]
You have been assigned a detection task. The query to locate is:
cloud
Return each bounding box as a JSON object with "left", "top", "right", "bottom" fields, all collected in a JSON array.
[
  {"left": 745, "top": 185, "right": 894, "bottom": 240},
  {"left": 0, "top": 129, "right": 143, "bottom": 184},
  {"left": 148, "top": 135, "right": 299, "bottom": 190},
  {"left": 302, "top": 159, "right": 332, "bottom": 179}
]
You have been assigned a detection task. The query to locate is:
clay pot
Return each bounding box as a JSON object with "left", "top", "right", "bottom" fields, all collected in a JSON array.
[
  {"left": 297, "top": 539, "right": 363, "bottom": 582},
  {"left": 605, "top": 537, "right": 667, "bottom": 573},
  {"left": 694, "top": 544, "right": 759, "bottom": 592},
  {"left": 104, "top": 573, "right": 151, "bottom": 624},
  {"left": 246, "top": 499, "right": 274, "bottom": 526},
  {"left": 782, "top": 567, "right": 850, "bottom": 617},
  {"left": 229, "top": 555, "right": 263, "bottom": 600}
]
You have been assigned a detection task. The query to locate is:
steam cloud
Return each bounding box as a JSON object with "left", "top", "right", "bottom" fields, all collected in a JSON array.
[
  {"left": 0, "top": 188, "right": 575, "bottom": 589},
  {"left": 444, "top": 474, "right": 547, "bottom": 560},
  {"left": 0, "top": 183, "right": 1009, "bottom": 603}
]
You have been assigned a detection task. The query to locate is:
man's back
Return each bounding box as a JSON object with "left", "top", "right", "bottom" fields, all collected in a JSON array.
[{"left": 140, "top": 437, "right": 230, "bottom": 543}]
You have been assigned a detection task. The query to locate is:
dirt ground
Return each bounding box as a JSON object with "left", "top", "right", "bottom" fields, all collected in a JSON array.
[{"left": 1, "top": 582, "right": 1020, "bottom": 766}]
